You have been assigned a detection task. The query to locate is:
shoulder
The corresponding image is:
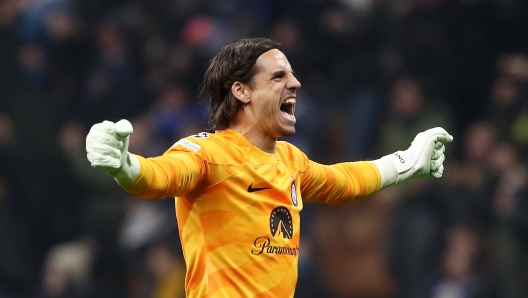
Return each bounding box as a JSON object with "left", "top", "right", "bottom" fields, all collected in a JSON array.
[
  {"left": 166, "top": 131, "right": 243, "bottom": 164},
  {"left": 277, "top": 141, "right": 309, "bottom": 166},
  {"left": 169, "top": 131, "right": 223, "bottom": 153},
  {"left": 277, "top": 140, "right": 302, "bottom": 153}
]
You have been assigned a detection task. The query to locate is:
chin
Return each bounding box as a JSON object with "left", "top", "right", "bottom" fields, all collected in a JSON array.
[{"left": 278, "top": 127, "right": 296, "bottom": 138}]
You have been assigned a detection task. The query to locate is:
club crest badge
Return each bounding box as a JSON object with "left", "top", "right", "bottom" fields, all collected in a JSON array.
[{"left": 291, "top": 182, "right": 298, "bottom": 207}]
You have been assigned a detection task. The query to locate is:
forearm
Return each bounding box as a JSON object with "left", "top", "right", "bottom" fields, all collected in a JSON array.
[
  {"left": 120, "top": 153, "right": 206, "bottom": 199},
  {"left": 302, "top": 161, "right": 382, "bottom": 205},
  {"left": 371, "top": 158, "right": 398, "bottom": 190}
]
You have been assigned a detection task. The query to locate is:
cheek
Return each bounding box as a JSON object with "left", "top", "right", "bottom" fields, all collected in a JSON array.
[
  {"left": 256, "top": 93, "right": 278, "bottom": 117},
  {"left": 259, "top": 102, "right": 275, "bottom": 120},
  {"left": 268, "top": 98, "right": 281, "bottom": 118},
  {"left": 251, "top": 84, "right": 282, "bottom": 118}
]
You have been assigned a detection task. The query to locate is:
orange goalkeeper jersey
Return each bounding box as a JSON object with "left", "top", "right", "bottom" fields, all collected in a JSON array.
[{"left": 122, "top": 128, "right": 382, "bottom": 297}]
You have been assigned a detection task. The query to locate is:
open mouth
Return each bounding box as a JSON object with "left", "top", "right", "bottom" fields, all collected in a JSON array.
[{"left": 280, "top": 98, "right": 296, "bottom": 119}]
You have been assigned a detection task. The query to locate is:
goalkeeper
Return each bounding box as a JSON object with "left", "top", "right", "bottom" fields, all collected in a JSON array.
[{"left": 86, "top": 38, "right": 453, "bottom": 298}]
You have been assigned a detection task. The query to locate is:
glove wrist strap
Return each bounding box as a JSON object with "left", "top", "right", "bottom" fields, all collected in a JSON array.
[
  {"left": 373, "top": 150, "right": 418, "bottom": 189},
  {"left": 384, "top": 150, "right": 416, "bottom": 179}
]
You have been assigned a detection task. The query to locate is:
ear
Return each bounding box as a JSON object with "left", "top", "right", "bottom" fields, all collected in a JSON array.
[{"left": 231, "top": 81, "right": 251, "bottom": 104}]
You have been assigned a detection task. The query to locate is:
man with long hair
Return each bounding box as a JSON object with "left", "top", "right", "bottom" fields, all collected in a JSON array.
[{"left": 86, "top": 38, "right": 453, "bottom": 297}]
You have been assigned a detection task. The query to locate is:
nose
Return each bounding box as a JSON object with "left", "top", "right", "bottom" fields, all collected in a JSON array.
[{"left": 287, "top": 74, "right": 301, "bottom": 90}]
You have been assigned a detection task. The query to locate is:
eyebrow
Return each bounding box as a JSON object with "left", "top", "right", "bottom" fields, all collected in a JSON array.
[{"left": 270, "top": 69, "right": 294, "bottom": 78}]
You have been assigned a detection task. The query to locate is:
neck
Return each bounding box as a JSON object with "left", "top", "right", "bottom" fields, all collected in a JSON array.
[{"left": 230, "top": 123, "right": 277, "bottom": 154}]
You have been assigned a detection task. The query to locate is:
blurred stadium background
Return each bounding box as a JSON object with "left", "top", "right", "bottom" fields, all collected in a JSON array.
[{"left": 1, "top": 0, "right": 528, "bottom": 297}]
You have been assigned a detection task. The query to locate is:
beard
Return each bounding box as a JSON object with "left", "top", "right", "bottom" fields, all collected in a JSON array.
[{"left": 274, "top": 122, "right": 296, "bottom": 138}]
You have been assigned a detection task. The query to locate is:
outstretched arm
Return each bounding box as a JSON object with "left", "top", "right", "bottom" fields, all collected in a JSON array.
[
  {"left": 85, "top": 119, "right": 207, "bottom": 198},
  {"left": 301, "top": 127, "right": 453, "bottom": 205}
]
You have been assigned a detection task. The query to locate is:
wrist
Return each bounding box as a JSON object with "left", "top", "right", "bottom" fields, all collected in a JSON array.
[
  {"left": 112, "top": 153, "right": 140, "bottom": 185},
  {"left": 371, "top": 157, "right": 397, "bottom": 189},
  {"left": 373, "top": 150, "right": 417, "bottom": 189}
]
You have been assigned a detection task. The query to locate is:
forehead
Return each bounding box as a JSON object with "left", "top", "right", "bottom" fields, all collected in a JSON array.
[{"left": 255, "top": 49, "right": 291, "bottom": 72}]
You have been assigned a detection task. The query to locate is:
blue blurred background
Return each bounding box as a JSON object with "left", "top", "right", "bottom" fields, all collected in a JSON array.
[{"left": 1, "top": 0, "right": 528, "bottom": 297}]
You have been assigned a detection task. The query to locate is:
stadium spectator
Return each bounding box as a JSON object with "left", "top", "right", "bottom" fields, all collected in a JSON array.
[{"left": 426, "top": 225, "right": 500, "bottom": 298}]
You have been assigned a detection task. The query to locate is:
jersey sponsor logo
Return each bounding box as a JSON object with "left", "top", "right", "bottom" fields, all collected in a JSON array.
[
  {"left": 190, "top": 132, "right": 209, "bottom": 139},
  {"left": 251, "top": 237, "right": 299, "bottom": 256},
  {"left": 247, "top": 183, "right": 271, "bottom": 193},
  {"left": 173, "top": 139, "right": 201, "bottom": 152},
  {"left": 270, "top": 206, "right": 293, "bottom": 239},
  {"left": 251, "top": 206, "right": 299, "bottom": 256},
  {"left": 291, "top": 182, "right": 298, "bottom": 207}
]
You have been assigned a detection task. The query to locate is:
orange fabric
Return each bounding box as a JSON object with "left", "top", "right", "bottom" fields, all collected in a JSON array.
[{"left": 121, "top": 129, "right": 381, "bottom": 297}]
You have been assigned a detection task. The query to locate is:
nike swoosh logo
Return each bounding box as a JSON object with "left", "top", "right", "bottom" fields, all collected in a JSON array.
[{"left": 247, "top": 183, "right": 271, "bottom": 193}]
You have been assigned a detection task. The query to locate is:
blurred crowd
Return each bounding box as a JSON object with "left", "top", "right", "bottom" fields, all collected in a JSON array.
[{"left": 1, "top": 0, "right": 528, "bottom": 297}]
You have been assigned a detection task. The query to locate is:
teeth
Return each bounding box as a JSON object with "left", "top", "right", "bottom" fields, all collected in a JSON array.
[{"left": 283, "top": 98, "right": 296, "bottom": 104}]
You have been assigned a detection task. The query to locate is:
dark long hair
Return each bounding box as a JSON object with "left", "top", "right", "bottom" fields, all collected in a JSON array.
[{"left": 199, "top": 38, "right": 281, "bottom": 130}]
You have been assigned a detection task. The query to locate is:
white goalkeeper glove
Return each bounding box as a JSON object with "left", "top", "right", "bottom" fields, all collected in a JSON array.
[
  {"left": 372, "top": 127, "right": 453, "bottom": 189},
  {"left": 86, "top": 119, "right": 140, "bottom": 185}
]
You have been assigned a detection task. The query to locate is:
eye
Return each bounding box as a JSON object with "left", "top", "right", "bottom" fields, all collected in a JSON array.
[
  {"left": 270, "top": 70, "right": 287, "bottom": 82},
  {"left": 271, "top": 74, "right": 285, "bottom": 81}
]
